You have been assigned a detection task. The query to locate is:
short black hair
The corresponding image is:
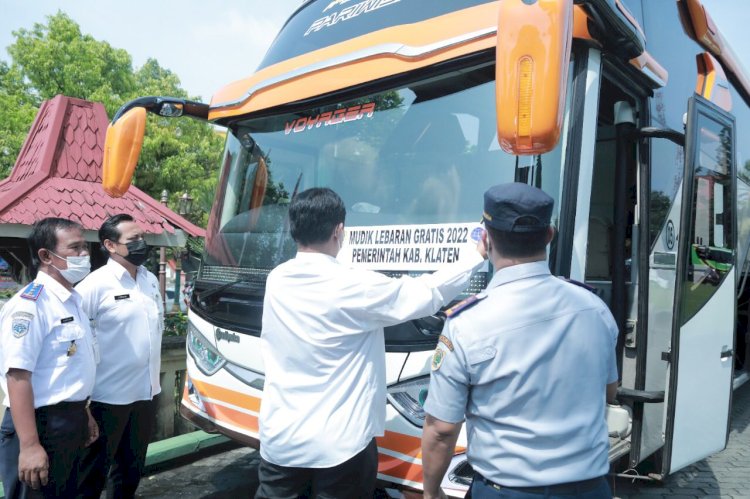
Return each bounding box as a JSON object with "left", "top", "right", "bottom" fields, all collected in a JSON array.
[
  {"left": 289, "top": 188, "right": 346, "bottom": 246},
  {"left": 99, "top": 213, "right": 134, "bottom": 245},
  {"left": 487, "top": 225, "right": 549, "bottom": 259},
  {"left": 29, "top": 217, "right": 83, "bottom": 270}
]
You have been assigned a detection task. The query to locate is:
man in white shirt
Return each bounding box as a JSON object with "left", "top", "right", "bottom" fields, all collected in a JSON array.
[
  {"left": 256, "top": 188, "right": 486, "bottom": 499},
  {"left": 0, "top": 217, "right": 98, "bottom": 498},
  {"left": 76, "top": 214, "right": 164, "bottom": 499}
]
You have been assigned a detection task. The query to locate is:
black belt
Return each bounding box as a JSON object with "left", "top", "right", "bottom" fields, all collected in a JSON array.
[
  {"left": 479, "top": 474, "right": 605, "bottom": 494},
  {"left": 37, "top": 398, "right": 89, "bottom": 412}
]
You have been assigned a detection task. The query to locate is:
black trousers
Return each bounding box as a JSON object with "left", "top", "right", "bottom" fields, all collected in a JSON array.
[
  {"left": 77, "top": 399, "right": 155, "bottom": 499},
  {"left": 255, "top": 438, "right": 378, "bottom": 499},
  {"left": 0, "top": 403, "right": 88, "bottom": 499}
]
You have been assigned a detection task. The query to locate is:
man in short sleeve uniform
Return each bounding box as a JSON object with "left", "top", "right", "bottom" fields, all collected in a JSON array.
[
  {"left": 255, "top": 188, "right": 487, "bottom": 499},
  {"left": 421, "top": 183, "right": 619, "bottom": 499},
  {"left": 0, "top": 218, "right": 98, "bottom": 498},
  {"left": 77, "top": 214, "right": 163, "bottom": 499}
]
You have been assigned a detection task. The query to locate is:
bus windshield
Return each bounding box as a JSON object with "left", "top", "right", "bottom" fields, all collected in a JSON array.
[{"left": 200, "top": 62, "right": 567, "bottom": 286}]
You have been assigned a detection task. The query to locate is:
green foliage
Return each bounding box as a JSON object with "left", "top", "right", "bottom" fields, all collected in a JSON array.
[
  {"left": 0, "top": 62, "right": 38, "bottom": 177},
  {"left": 1, "top": 12, "right": 223, "bottom": 229},
  {"left": 7, "top": 11, "right": 135, "bottom": 116},
  {"left": 163, "top": 312, "right": 188, "bottom": 337},
  {"left": 649, "top": 190, "right": 672, "bottom": 246}
]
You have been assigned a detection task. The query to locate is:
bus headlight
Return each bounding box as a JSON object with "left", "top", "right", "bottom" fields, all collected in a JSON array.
[
  {"left": 187, "top": 322, "right": 226, "bottom": 376},
  {"left": 387, "top": 375, "right": 429, "bottom": 427}
]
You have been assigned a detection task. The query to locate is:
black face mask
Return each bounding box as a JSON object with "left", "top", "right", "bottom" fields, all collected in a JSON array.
[{"left": 123, "top": 239, "right": 149, "bottom": 266}]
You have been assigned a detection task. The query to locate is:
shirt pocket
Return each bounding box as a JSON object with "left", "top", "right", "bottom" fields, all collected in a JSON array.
[{"left": 49, "top": 323, "right": 86, "bottom": 365}]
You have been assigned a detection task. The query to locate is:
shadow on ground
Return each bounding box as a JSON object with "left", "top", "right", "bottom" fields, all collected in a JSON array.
[{"left": 138, "top": 447, "right": 261, "bottom": 498}]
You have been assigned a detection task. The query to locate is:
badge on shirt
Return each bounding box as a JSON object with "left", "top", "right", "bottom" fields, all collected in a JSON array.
[
  {"left": 114, "top": 294, "right": 130, "bottom": 301},
  {"left": 432, "top": 347, "right": 446, "bottom": 371},
  {"left": 438, "top": 335, "right": 454, "bottom": 352},
  {"left": 11, "top": 312, "right": 33, "bottom": 338},
  {"left": 60, "top": 316, "right": 74, "bottom": 324}
]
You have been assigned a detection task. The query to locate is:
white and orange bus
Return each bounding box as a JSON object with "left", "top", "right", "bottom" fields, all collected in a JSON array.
[{"left": 102, "top": 0, "right": 750, "bottom": 494}]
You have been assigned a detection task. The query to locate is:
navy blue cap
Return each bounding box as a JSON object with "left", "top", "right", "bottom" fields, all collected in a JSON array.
[{"left": 482, "top": 183, "right": 553, "bottom": 232}]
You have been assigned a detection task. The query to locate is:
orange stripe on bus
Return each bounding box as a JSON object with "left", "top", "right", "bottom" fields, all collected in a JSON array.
[
  {"left": 377, "top": 430, "right": 465, "bottom": 460},
  {"left": 209, "top": 2, "right": 498, "bottom": 120},
  {"left": 202, "top": 400, "right": 260, "bottom": 434},
  {"left": 186, "top": 380, "right": 466, "bottom": 468},
  {"left": 189, "top": 378, "right": 262, "bottom": 413},
  {"left": 378, "top": 453, "right": 424, "bottom": 483}
]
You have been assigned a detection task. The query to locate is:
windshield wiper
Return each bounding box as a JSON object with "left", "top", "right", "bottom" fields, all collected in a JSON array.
[{"left": 196, "top": 277, "right": 258, "bottom": 304}]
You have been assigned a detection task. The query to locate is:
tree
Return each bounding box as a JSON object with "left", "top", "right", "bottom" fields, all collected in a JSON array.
[
  {"left": 7, "top": 11, "right": 135, "bottom": 116},
  {"left": 131, "top": 58, "right": 224, "bottom": 226},
  {"left": 0, "top": 62, "right": 38, "bottom": 177},
  {"left": 1, "top": 12, "right": 224, "bottom": 227}
]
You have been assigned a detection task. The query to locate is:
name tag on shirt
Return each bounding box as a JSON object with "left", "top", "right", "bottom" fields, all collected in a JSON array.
[
  {"left": 60, "top": 316, "right": 74, "bottom": 324},
  {"left": 114, "top": 294, "right": 131, "bottom": 301}
]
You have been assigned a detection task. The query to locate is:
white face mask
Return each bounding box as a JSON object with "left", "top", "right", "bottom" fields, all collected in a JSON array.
[{"left": 50, "top": 252, "right": 91, "bottom": 284}]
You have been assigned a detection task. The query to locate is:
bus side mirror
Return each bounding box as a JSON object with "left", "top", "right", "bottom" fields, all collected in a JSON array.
[
  {"left": 496, "top": 0, "right": 573, "bottom": 155},
  {"left": 102, "top": 107, "right": 146, "bottom": 198}
]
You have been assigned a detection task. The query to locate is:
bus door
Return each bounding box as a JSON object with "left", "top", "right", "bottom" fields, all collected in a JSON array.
[{"left": 663, "top": 94, "right": 736, "bottom": 474}]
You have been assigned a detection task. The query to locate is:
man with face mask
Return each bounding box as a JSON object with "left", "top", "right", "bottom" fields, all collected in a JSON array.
[
  {"left": 75, "top": 214, "right": 164, "bottom": 499},
  {"left": 0, "top": 217, "right": 99, "bottom": 498}
]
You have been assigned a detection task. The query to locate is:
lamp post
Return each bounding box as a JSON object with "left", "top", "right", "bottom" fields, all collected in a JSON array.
[
  {"left": 159, "top": 189, "right": 168, "bottom": 313},
  {"left": 174, "top": 191, "right": 193, "bottom": 313}
]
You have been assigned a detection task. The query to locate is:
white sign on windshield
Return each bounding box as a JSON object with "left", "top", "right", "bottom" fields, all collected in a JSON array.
[{"left": 338, "top": 222, "right": 484, "bottom": 271}]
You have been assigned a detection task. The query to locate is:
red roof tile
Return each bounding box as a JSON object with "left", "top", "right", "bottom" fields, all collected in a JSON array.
[{"left": 0, "top": 95, "right": 204, "bottom": 238}]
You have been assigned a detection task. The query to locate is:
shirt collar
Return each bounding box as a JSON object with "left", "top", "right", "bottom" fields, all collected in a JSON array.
[
  {"left": 486, "top": 260, "right": 551, "bottom": 290},
  {"left": 106, "top": 257, "right": 140, "bottom": 280},
  {"left": 293, "top": 251, "right": 339, "bottom": 264},
  {"left": 36, "top": 270, "right": 75, "bottom": 303}
]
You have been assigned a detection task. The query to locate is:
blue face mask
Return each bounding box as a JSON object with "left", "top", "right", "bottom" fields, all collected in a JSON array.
[{"left": 50, "top": 252, "right": 91, "bottom": 284}]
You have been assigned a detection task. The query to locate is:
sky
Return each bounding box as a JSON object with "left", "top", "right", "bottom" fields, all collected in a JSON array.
[
  {"left": 0, "top": 0, "right": 303, "bottom": 102},
  {"left": 0, "top": 0, "right": 748, "bottom": 103}
]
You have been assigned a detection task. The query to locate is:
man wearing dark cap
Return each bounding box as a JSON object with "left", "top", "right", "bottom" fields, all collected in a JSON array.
[{"left": 420, "top": 183, "right": 618, "bottom": 499}]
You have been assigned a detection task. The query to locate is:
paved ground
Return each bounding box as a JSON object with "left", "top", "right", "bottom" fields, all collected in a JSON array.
[
  {"left": 614, "top": 380, "right": 750, "bottom": 499},
  {"left": 137, "top": 382, "right": 750, "bottom": 498},
  {"left": 138, "top": 446, "right": 260, "bottom": 498}
]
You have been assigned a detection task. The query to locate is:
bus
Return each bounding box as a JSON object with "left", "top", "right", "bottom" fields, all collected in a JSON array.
[{"left": 102, "top": 0, "right": 750, "bottom": 494}]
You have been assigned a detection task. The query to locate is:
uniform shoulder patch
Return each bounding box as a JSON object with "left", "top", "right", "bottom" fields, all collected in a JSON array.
[
  {"left": 20, "top": 282, "right": 44, "bottom": 301},
  {"left": 444, "top": 294, "right": 486, "bottom": 318},
  {"left": 557, "top": 276, "right": 597, "bottom": 294},
  {"left": 431, "top": 347, "right": 446, "bottom": 371},
  {"left": 11, "top": 312, "right": 34, "bottom": 338},
  {"left": 438, "top": 334, "right": 454, "bottom": 352}
]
